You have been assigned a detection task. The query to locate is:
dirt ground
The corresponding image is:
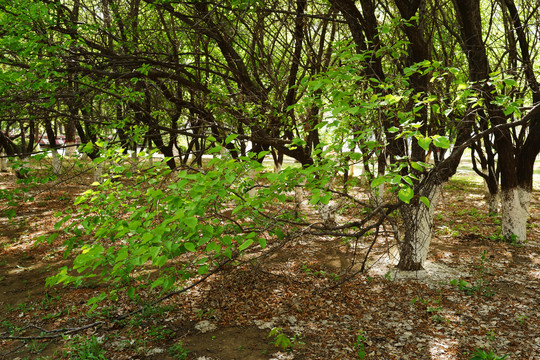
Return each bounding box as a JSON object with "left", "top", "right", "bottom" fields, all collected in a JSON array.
[{"left": 0, "top": 165, "right": 539, "bottom": 360}]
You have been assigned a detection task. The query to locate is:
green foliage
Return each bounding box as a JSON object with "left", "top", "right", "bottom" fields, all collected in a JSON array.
[
  {"left": 301, "top": 264, "right": 340, "bottom": 282},
  {"left": 267, "top": 327, "right": 304, "bottom": 351},
  {"left": 169, "top": 342, "right": 189, "bottom": 359},
  {"left": 449, "top": 250, "right": 494, "bottom": 297},
  {"left": 353, "top": 330, "right": 367, "bottom": 359},
  {"left": 64, "top": 335, "right": 108, "bottom": 360},
  {"left": 469, "top": 348, "right": 507, "bottom": 360},
  {"left": 47, "top": 150, "right": 299, "bottom": 307}
]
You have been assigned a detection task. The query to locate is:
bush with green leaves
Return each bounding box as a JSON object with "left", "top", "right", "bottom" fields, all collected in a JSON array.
[
  {"left": 267, "top": 327, "right": 304, "bottom": 351},
  {"left": 44, "top": 147, "right": 302, "bottom": 307}
]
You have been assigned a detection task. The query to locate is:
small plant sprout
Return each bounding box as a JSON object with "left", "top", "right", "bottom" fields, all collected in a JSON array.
[
  {"left": 516, "top": 314, "right": 528, "bottom": 324},
  {"left": 353, "top": 330, "right": 367, "bottom": 359},
  {"left": 469, "top": 348, "right": 507, "bottom": 360},
  {"left": 169, "top": 341, "right": 189, "bottom": 359},
  {"left": 268, "top": 327, "right": 304, "bottom": 351}
]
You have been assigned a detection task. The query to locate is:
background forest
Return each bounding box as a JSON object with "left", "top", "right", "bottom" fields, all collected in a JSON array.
[{"left": 0, "top": 0, "right": 539, "bottom": 359}]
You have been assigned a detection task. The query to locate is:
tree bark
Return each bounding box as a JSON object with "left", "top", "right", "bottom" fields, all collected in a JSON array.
[
  {"left": 397, "top": 183, "right": 442, "bottom": 270},
  {"left": 500, "top": 187, "right": 531, "bottom": 242}
]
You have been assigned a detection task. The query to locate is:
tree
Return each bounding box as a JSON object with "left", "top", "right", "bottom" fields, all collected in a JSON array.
[{"left": 452, "top": 0, "right": 540, "bottom": 243}]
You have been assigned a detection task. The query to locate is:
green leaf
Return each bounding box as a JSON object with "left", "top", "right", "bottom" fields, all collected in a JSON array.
[
  {"left": 150, "top": 277, "right": 164, "bottom": 290},
  {"left": 184, "top": 242, "right": 196, "bottom": 252},
  {"left": 417, "top": 137, "right": 431, "bottom": 151},
  {"left": 410, "top": 161, "right": 424, "bottom": 171},
  {"left": 198, "top": 264, "right": 209, "bottom": 275},
  {"left": 205, "top": 241, "right": 221, "bottom": 253},
  {"left": 141, "top": 232, "right": 153, "bottom": 243},
  {"left": 155, "top": 255, "right": 168, "bottom": 267},
  {"left": 433, "top": 136, "right": 450, "bottom": 149},
  {"left": 238, "top": 239, "right": 254, "bottom": 251},
  {"left": 225, "top": 134, "right": 238, "bottom": 144},
  {"left": 503, "top": 78, "right": 517, "bottom": 87},
  {"left": 420, "top": 196, "right": 430, "bottom": 208},
  {"left": 184, "top": 217, "right": 198, "bottom": 229},
  {"left": 116, "top": 247, "right": 129, "bottom": 262},
  {"left": 128, "top": 220, "right": 141, "bottom": 230},
  {"left": 398, "top": 187, "right": 414, "bottom": 204},
  {"left": 320, "top": 193, "right": 332, "bottom": 205},
  {"left": 127, "top": 287, "right": 135, "bottom": 300},
  {"left": 390, "top": 175, "right": 401, "bottom": 185},
  {"left": 370, "top": 176, "right": 386, "bottom": 188},
  {"left": 149, "top": 246, "right": 161, "bottom": 260}
]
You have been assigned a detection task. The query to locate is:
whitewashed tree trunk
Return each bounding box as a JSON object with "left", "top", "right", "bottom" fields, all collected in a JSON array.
[
  {"left": 130, "top": 148, "right": 138, "bottom": 173},
  {"left": 0, "top": 151, "right": 7, "bottom": 172},
  {"left": 487, "top": 192, "right": 499, "bottom": 215},
  {"left": 93, "top": 162, "right": 104, "bottom": 183},
  {"left": 65, "top": 143, "right": 76, "bottom": 157},
  {"left": 397, "top": 183, "right": 443, "bottom": 271},
  {"left": 318, "top": 202, "right": 335, "bottom": 226},
  {"left": 247, "top": 169, "right": 257, "bottom": 198},
  {"left": 52, "top": 149, "right": 62, "bottom": 175},
  {"left": 377, "top": 183, "right": 384, "bottom": 205},
  {"left": 369, "top": 183, "right": 384, "bottom": 206},
  {"left": 500, "top": 187, "right": 530, "bottom": 243}
]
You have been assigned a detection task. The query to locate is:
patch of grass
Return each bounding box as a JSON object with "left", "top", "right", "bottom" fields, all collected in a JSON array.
[
  {"left": 169, "top": 341, "right": 189, "bottom": 359},
  {"left": 469, "top": 348, "right": 507, "bottom": 359},
  {"left": 64, "top": 335, "right": 108, "bottom": 360}
]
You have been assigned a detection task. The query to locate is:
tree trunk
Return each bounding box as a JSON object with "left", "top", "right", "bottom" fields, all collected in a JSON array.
[
  {"left": 52, "top": 149, "right": 62, "bottom": 175},
  {"left": 487, "top": 192, "right": 499, "bottom": 215},
  {"left": 500, "top": 187, "right": 530, "bottom": 243},
  {"left": 0, "top": 150, "right": 7, "bottom": 172},
  {"left": 397, "top": 184, "right": 442, "bottom": 270},
  {"left": 94, "top": 162, "right": 104, "bottom": 183}
]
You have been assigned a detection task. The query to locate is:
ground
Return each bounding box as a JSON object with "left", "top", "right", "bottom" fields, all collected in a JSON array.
[{"left": 0, "top": 163, "right": 539, "bottom": 360}]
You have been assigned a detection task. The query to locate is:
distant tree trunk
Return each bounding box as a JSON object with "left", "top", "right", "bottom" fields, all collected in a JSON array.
[
  {"left": 0, "top": 149, "right": 6, "bottom": 171},
  {"left": 471, "top": 138, "right": 499, "bottom": 214}
]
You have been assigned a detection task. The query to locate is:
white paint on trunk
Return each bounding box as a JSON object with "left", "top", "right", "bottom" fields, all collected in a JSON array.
[
  {"left": 246, "top": 169, "right": 257, "bottom": 198},
  {"left": 93, "top": 162, "right": 103, "bottom": 183},
  {"left": 318, "top": 201, "right": 336, "bottom": 226},
  {"left": 294, "top": 185, "right": 305, "bottom": 207},
  {"left": 52, "top": 149, "right": 62, "bottom": 175},
  {"left": 487, "top": 192, "right": 499, "bottom": 215},
  {"left": 399, "top": 183, "right": 443, "bottom": 269},
  {"left": 0, "top": 151, "right": 7, "bottom": 171},
  {"left": 65, "top": 143, "right": 76, "bottom": 157},
  {"left": 501, "top": 187, "right": 530, "bottom": 243},
  {"left": 130, "top": 149, "right": 138, "bottom": 173},
  {"left": 370, "top": 183, "right": 384, "bottom": 205}
]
